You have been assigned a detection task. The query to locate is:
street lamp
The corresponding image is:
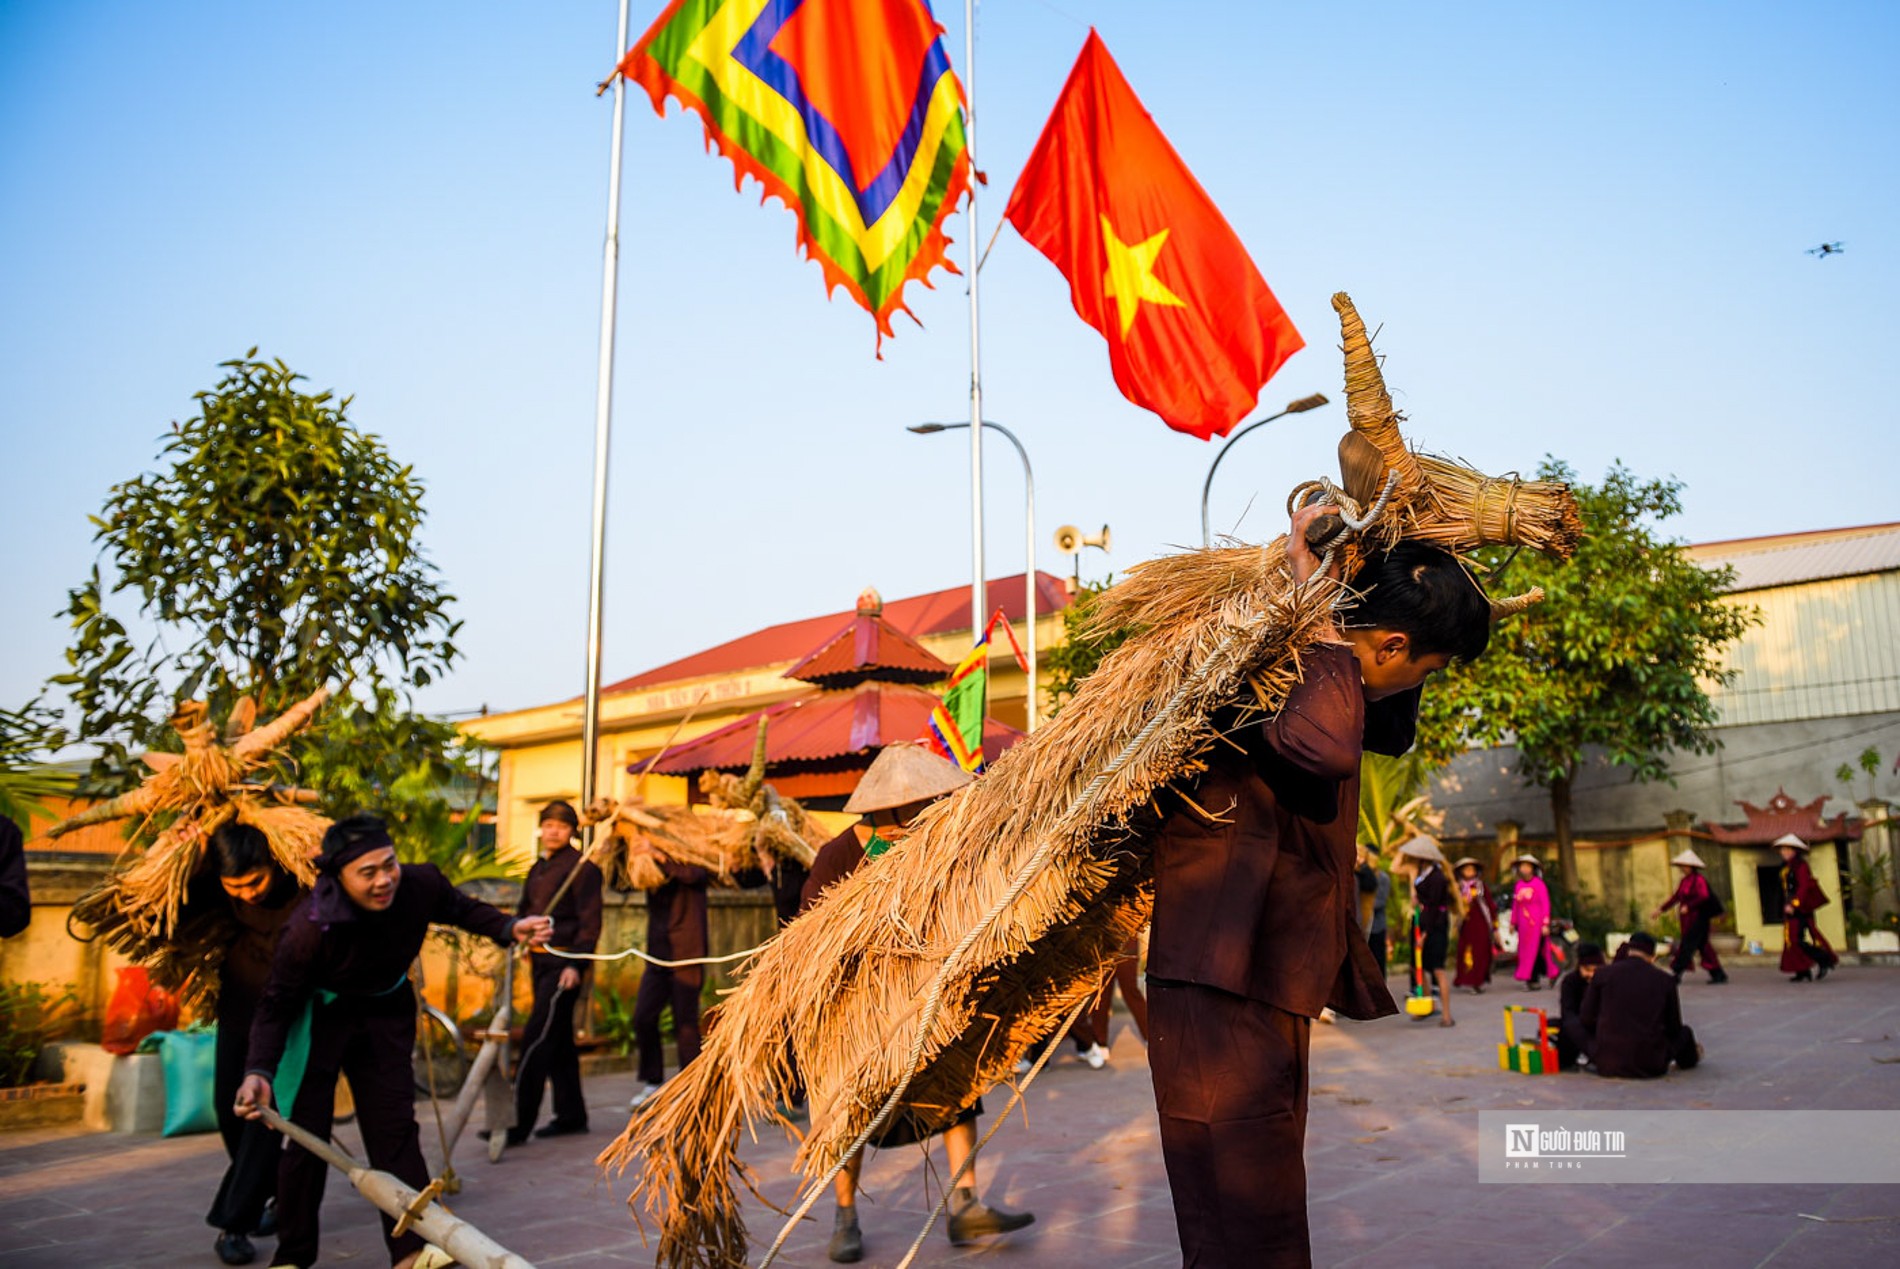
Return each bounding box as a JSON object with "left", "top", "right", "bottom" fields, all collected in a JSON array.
[
  {"left": 909, "top": 420, "right": 1040, "bottom": 733},
  {"left": 1199, "top": 393, "right": 1330, "bottom": 547}
]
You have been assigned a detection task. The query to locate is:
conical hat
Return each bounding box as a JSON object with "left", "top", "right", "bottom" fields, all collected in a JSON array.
[
  {"left": 1670, "top": 848, "right": 1706, "bottom": 869},
  {"left": 1511, "top": 853, "right": 1543, "bottom": 869},
  {"left": 1452, "top": 856, "right": 1482, "bottom": 871},
  {"left": 1772, "top": 833, "right": 1810, "bottom": 853},
  {"left": 1397, "top": 834, "right": 1446, "bottom": 863},
  {"left": 844, "top": 742, "right": 973, "bottom": 814}
]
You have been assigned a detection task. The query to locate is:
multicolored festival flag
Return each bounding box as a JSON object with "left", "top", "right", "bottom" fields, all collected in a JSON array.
[
  {"left": 925, "top": 610, "right": 1027, "bottom": 773},
  {"left": 1002, "top": 30, "right": 1304, "bottom": 440},
  {"left": 608, "top": 0, "right": 972, "bottom": 349}
]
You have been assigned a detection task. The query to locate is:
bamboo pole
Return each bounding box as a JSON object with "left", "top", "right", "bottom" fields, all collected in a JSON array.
[{"left": 258, "top": 1105, "right": 535, "bottom": 1269}]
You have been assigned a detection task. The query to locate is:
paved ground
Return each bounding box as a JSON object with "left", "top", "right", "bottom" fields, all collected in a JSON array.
[{"left": 3, "top": 961, "right": 1897, "bottom": 1267}]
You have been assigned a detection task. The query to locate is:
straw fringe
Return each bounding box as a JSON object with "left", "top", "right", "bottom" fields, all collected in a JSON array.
[{"left": 597, "top": 294, "right": 1584, "bottom": 1268}]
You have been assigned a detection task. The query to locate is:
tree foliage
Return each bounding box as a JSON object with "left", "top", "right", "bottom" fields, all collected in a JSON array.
[
  {"left": 1038, "top": 580, "right": 1131, "bottom": 717},
  {"left": 54, "top": 354, "right": 462, "bottom": 790},
  {"left": 0, "top": 702, "right": 74, "bottom": 833},
  {"left": 1416, "top": 458, "right": 1757, "bottom": 895}
]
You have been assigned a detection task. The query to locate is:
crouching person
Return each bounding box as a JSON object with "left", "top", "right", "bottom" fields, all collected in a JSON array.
[
  {"left": 1580, "top": 932, "right": 1699, "bottom": 1078},
  {"left": 235, "top": 815, "right": 551, "bottom": 1269}
]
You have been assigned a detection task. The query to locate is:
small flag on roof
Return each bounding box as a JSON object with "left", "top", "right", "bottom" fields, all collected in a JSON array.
[
  {"left": 607, "top": 0, "right": 973, "bottom": 351},
  {"left": 924, "top": 610, "right": 1028, "bottom": 773}
]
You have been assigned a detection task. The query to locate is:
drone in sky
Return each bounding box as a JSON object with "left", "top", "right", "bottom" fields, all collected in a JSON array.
[{"left": 1806, "top": 242, "right": 1846, "bottom": 259}]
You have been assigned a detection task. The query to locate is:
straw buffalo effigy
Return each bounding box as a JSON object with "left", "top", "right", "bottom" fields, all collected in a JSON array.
[
  {"left": 602, "top": 294, "right": 1583, "bottom": 1267},
  {"left": 585, "top": 720, "right": 828, "bottom": 892},
  {"left": 59, "top": 688, "right": 332, "bottom": 1011}
]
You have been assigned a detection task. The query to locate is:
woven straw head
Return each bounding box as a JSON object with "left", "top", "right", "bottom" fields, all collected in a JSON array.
[
  {"left": 844, "top": 742, "right": 972, "bottom": 814},
  {"left": 1670, "top": 848, "right": 1707, "bottom": 869}
]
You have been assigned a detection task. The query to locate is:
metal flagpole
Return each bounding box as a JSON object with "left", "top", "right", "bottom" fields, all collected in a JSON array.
[
  {"left": 963, "top": 0, "right": 987, "bottom": 639},
  {"left": 581, "top": 0, "right": 633, "bottom": 813}
]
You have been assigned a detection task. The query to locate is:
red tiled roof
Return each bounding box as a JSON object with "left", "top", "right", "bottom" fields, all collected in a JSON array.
[
  {"left": 783, "top": 591, "right": 950, "bottom": 687},
  {"left": 1703, "top": 788, "right": 1862, "bottom": 846},
  {"left": 646, "top": 681, "right": 1022, "bottom": 776},
  {"left": 604, "top": 572, "right": 1071, "bottom": 693}
]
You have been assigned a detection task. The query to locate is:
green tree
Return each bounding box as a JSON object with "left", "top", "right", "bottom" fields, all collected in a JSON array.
[
  {"left": 0, "top": 702, "right": 74, "bottom": 833},
  {"left": 1417, "top": 459, "right": 1757, "bottom": 897},
  {"left": 53, "top": 353, "right": 462, "bottom": 792},
  {"left": 1038, "top": 580, "right": 1130, "bottom": 717}
]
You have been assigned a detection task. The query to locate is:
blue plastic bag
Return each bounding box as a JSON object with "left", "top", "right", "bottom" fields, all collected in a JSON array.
[{"left": 152, "top": 1027, "right": 219, "bottom": 1137}]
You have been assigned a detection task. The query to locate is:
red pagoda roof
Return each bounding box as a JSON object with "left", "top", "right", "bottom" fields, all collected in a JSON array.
[
  {"left": 1703, "top": 788, "right": 1862, "bottom": 846},
  {"left": 782, "top": 588, "right": 949, "bottom": 688},
  {"left": 646, "top": 680, "right": 1022, "bottom": 777},
  {"left": 602, "top": 572, "right": 1071, "bottom": 693}
]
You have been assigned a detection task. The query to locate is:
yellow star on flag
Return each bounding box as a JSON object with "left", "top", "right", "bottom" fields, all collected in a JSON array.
[{"left": 1100, "top": 215, "right": 1187, "bottom": 337}]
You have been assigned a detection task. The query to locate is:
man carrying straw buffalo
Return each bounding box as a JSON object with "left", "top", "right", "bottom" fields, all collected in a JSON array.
[
  {"left": 1143, "top": 502, "right": 1493, "bottom": 1267},
  {"left": 235, "top": 814, "right": 552, "bottom": 1269}
]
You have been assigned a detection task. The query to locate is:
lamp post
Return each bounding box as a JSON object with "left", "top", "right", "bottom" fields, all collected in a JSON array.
[
  {"left": 910, "top": 420, "right": 1039, "bottom": 733},
  {"left": 1199, "top": 393, "right": 1330, "bottom": 547}
]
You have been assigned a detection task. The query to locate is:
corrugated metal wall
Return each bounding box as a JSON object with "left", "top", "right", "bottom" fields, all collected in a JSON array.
[{"left": 1708, "top": 571, "right": 1900, "bottom": 725}]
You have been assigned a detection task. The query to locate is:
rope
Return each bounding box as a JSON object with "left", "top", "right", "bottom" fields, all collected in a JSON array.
[
  {"left": 510, "top": 980, "right": 573, "bottom": 1099},
  {"left": 541, "top": 943, "right": 765, "bottom": 969}
]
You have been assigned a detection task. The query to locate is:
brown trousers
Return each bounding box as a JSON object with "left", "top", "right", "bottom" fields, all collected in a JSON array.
[{"left": 1148, "top": 980, "right": 1313, "bottom": 1269}]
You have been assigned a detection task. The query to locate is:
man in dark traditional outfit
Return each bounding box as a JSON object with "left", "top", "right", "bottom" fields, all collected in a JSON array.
[
  {"left": 1775, "top": 833, "right": 1838, "bottom": 982},
  {"left": 235, "top": 814, "right": 550, "bottom": 1269},
  {"left": 800, "top": 742, "right": 1034, "bottom": 1264},
  {"left": 191, "top": 822, "right": 307, "bottom": 1265},
  {"left": 1145, "top": 509, "right": 1492, "bottom": 1269},
  {"left": 507, "top": 799, "right": 604, "bottom": 1144},
  {"left": 1580, "top": 931, "right": 1699, "bottom": 1077},
  {"left": 1654, "top": 848, "right": 1727, "bottom": 985},
  {"left": 626, "top": 840, "right": 713, "bottom": 1110}
]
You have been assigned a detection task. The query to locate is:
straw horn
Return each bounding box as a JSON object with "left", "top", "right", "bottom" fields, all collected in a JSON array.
[
  {"left": 231, "top": 685, "right": 332, "bottom": 761},
  {"left": 1332, "top": 293, "right": 1422, "bottom": 497},
  {"left": 733, "top": 717, "right": 770, "bottom": 807},
  {"left": 1489, "top": 586, "right": 1546, "bottom": 621}
]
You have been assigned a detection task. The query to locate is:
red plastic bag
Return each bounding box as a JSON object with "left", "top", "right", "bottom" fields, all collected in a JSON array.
[{"left": 101, "top": 967, "right": 180, "bottom": 1055}]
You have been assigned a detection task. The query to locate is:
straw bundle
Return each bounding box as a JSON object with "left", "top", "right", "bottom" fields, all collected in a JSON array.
[
  {"left": 599, "top": 294, "right": 1583, "bottom": 1269},
  {"left": 588, "top": 720, "right": 827, "bottom": 891},
  {"left": 62, "top": 689, "right": 332, "bottom": 1011}
]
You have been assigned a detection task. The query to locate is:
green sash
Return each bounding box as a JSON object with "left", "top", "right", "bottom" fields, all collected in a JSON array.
[
  {"left": 273, "top": 974, "right": 408, "bottom": 1116},
  {"left": 864, "top": 831, "right": 895, "bottom": 861}
]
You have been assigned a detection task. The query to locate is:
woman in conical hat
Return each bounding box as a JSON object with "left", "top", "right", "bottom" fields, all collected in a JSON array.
[
  {"left": 1451, "top": 856, "right": 1496, "bottom": 991},
  {"left": 1509, "top": 853, "right": 1560, "bottom": 988},
  {"left": 1653, "top": 847, "right": 1727, "bottom": 985},
  {"left": 1774, "top": 833, "right": 1838, "bottom": 982}
]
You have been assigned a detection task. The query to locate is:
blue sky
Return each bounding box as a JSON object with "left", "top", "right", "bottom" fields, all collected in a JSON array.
[{"left": 2, "top": 1, "right": 1894, "bottom": 725}]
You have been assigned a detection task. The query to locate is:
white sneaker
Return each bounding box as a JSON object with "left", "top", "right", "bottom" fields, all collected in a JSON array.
[
  {"left": 628, "top": 1082, "right": 664, "bottom": 1110},
  {"left": 1319, "top": 1007, "right": 1338, "bottom": 1025},
  {"left": 1083, "top": 1042, "right": 1110, "bottom": 1070},
  {"left": 1013, "top": 1058, "right": 1031, "bottom": 1077}
]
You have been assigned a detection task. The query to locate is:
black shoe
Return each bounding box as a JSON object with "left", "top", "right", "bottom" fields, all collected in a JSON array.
[
  {"left": 1791, "top": 971, "right": 1812, "bottom": 983},
  {"left": 1709, "top": 969, "right": 1728, "bottom": 985},
  {"left": 252, "top": 1201, "right": 277, "bottom": 1238},
  {"left": 534, "top": 1118, "right": 590, "bottom": 1139},
  {"left": 1816, "top": 962, "right": 1832, "bottom": 981},
  {"left": 827, "top": 1207, "right": 863, "bottom": 1263},
  {"left": 945, "top": 1186, "right": 1035, "bottom": 1246},
  {"left": 215, "top": 1231, "right": 257, "bottom": 1266},
  {"left": 477, "top": 1128, "right": 530, "bottom": 1146},
  {"left": 1673, "top": 969, "right": 1684, "bottom": 984}
]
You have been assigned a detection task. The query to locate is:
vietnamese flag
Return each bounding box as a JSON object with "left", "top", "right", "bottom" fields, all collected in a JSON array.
[{"left": 1003, "top": 31, "right": 1303, "bottom": 440}]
